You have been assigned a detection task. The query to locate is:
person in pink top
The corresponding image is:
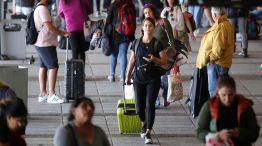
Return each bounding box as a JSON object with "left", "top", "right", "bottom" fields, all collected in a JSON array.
[
  {"left": 34, "top": 0, "right": 71, "bottom": 104},
  {"left": 58, "top": 0, "right": 92, "bottom": 63}
]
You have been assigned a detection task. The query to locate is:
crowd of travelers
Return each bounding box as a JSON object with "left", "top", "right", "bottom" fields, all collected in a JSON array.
[{"left": 2, "top": 0, "right": 261, "bottom": 145}]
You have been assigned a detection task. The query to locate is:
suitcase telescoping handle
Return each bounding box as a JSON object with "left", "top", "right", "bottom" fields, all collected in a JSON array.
[
  {"left": 122, "top": 83, "right": 127, "bottom": 114},
  {"left": 66, "top": 37, "right": 69, "bottom": 61}
]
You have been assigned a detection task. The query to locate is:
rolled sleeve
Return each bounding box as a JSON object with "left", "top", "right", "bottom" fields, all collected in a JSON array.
[{"left": 38, "top": 6, "right": 52, "bottom": 23}]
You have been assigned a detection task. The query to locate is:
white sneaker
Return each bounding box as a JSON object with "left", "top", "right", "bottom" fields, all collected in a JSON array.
[
  {"left": 38, "top": 94, "right": 48, "bottom": 102},
  {"left": 93, "top": 11, "right": 100, "bottom": 17},
  {"left": 47, "top": 94, "right": 64, "bottom": 104},
  {"left": 194, "top": 28, "right": 200, "bottom": 37},
  {"left": 140, "top": 132, "right": 146, "bottom": 139},
  {"left": 100, "top": 11, "right": 108, "bottom": 17},
  {"left": 144, "top": 133, "right": 153, "bottom": 144}
]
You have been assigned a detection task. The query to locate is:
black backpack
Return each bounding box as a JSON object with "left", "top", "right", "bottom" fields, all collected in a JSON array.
[
  {"left": 114, "top": 0, "right": 136, "bottom": 36},
  {"left": 26, "top": 4, "right": 43, "bottom": 45}
]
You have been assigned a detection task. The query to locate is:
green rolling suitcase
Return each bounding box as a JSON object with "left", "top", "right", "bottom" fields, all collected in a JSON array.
[{"left": 117, "top": 85, "right": 141, "bottom": 134}]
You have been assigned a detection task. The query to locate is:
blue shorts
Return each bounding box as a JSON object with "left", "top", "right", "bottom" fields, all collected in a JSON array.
[{"left": 35, "top": 46, "right": 59, "bottom": 69}]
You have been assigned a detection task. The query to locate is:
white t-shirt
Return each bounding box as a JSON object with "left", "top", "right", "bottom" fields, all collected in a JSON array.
[{"left": 34, "top": 5, "right": 57, "bottom": 47}]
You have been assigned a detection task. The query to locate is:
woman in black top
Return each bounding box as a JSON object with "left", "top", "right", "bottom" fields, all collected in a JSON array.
[{"left": 125, "top": 17, "right": 168, "bottom": 144}]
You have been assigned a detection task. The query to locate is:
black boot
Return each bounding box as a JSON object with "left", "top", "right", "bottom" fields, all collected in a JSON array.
[{"left": 238, "top": 48, "right": 248, "bottom": 58}]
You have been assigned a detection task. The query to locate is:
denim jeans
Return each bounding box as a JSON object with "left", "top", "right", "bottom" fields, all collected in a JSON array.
[
  {"left": 228, "top": 17, "right": 248, "bottom": 49},
  {"left": 109, "top": 41, "right": 129, "bottom": 79},
  {"left": 160, "top": 70, "right": 170, "bottom": 101},
  {"left": 188, "top": 6, "right": 204, "bottom": 28},
  {"left": 207, "top": 63, "right": 229, "bottom": 97},
  {"left": 250, "top": 9, "right": 262, "bottom": 20},
  {"left": 155, "top": 71, "right": 170, "bottom": 107}
]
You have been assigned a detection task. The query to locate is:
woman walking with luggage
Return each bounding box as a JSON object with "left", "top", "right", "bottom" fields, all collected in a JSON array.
[
  {"left": 142, "top": 3, "right": 176, "bottom": 108},
  {"left": 125, "top": 17, "right": 168, "bottom": 144}
]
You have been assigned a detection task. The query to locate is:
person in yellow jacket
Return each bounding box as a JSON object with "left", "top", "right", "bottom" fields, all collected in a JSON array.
[{"left": 196, "top": 7, "right": 234, "bottom": 97}]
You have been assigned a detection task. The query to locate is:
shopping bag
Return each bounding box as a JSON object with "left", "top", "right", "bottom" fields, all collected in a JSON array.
[
  {"left": 205, "top": 133, "right": 234, "bottom": 146},
  {"left": 124, "top": 84, "right": 135, "bottom": 100},
  {"left": 167, "top": 66, "right": 183, "bottom": 102}
]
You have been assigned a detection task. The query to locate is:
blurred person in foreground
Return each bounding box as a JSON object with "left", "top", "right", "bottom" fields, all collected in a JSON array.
[
  {"left": 54, "top": 97, "right": 110, "bottom": 146},
  {"left": 0, "top": 98, "right": 28, "bottom": 146},
  {"left": 196, "top": 75, "right": 260, "bottom": 146}
]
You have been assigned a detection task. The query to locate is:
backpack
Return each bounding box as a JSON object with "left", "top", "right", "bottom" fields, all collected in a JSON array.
[
  {"left": 247, "top": 15, "right": 260, "bottom": 40},
  {"left": 25, "top": 4, "right": 43, "bottom": 45},
  {"left": 115, "top": 1, "right": 136, "bottom": 36},
  {"left": 133, "top": 37, "right": 177, "bottom": 77},
  {"left": 160, "top": 19, "right": 188, "bottom": 67}
]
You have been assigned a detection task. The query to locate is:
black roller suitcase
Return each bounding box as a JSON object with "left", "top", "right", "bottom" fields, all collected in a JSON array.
[
  {"left": 186, "top": 66, "right": 210, "bottom": 118},
  {"left": 64, "top": 38, "right": 85, "bottom": 101}
]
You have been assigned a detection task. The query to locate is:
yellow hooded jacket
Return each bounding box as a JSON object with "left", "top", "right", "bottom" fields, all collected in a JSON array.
[{"left": 196, "top": 15, "right": 234, "bottom": 69}]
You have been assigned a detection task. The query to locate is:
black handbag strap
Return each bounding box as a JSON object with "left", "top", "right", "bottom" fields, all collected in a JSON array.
[
  {"left": 160, "top": 19, "right": 172, "bottom": 47},
  {"left": 134, "top": 38, "right": 158, "bottom": 69}
]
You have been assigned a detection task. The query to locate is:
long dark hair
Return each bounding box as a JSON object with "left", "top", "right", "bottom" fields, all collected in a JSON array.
[
  {"left": 0, "top": 81, "right": 17, "bottom": 103},
  {"left": 143, "top": 17, "right": 156, "bottom": 26},
  {"left": 0, "top": 98, "right": 28, "bottom": 135},
  {"left": 142, "top": 3, "right": 161, "bottom": 20},
  {"left": 0, "top": 98, "right": 28, "bottom": 122},
  {"left": 164, "top": 0, "right": 179, "bottom": 7},
  {"left": 68, "top": 97, "right": 95, "bottom": 121},
  {"left": 141, "top": 17, "right": 156, "bottom": 35},
  {"left": 0, "top": 125, "right": 11, "bottom": 143},
  {"left": 215, "top": 75, "right": 236, "bottom": 96}
]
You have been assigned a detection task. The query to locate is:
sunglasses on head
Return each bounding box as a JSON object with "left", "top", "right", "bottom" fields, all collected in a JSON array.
[{"left": 144, "top": 3, "right": 155, "bottom": 9}]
